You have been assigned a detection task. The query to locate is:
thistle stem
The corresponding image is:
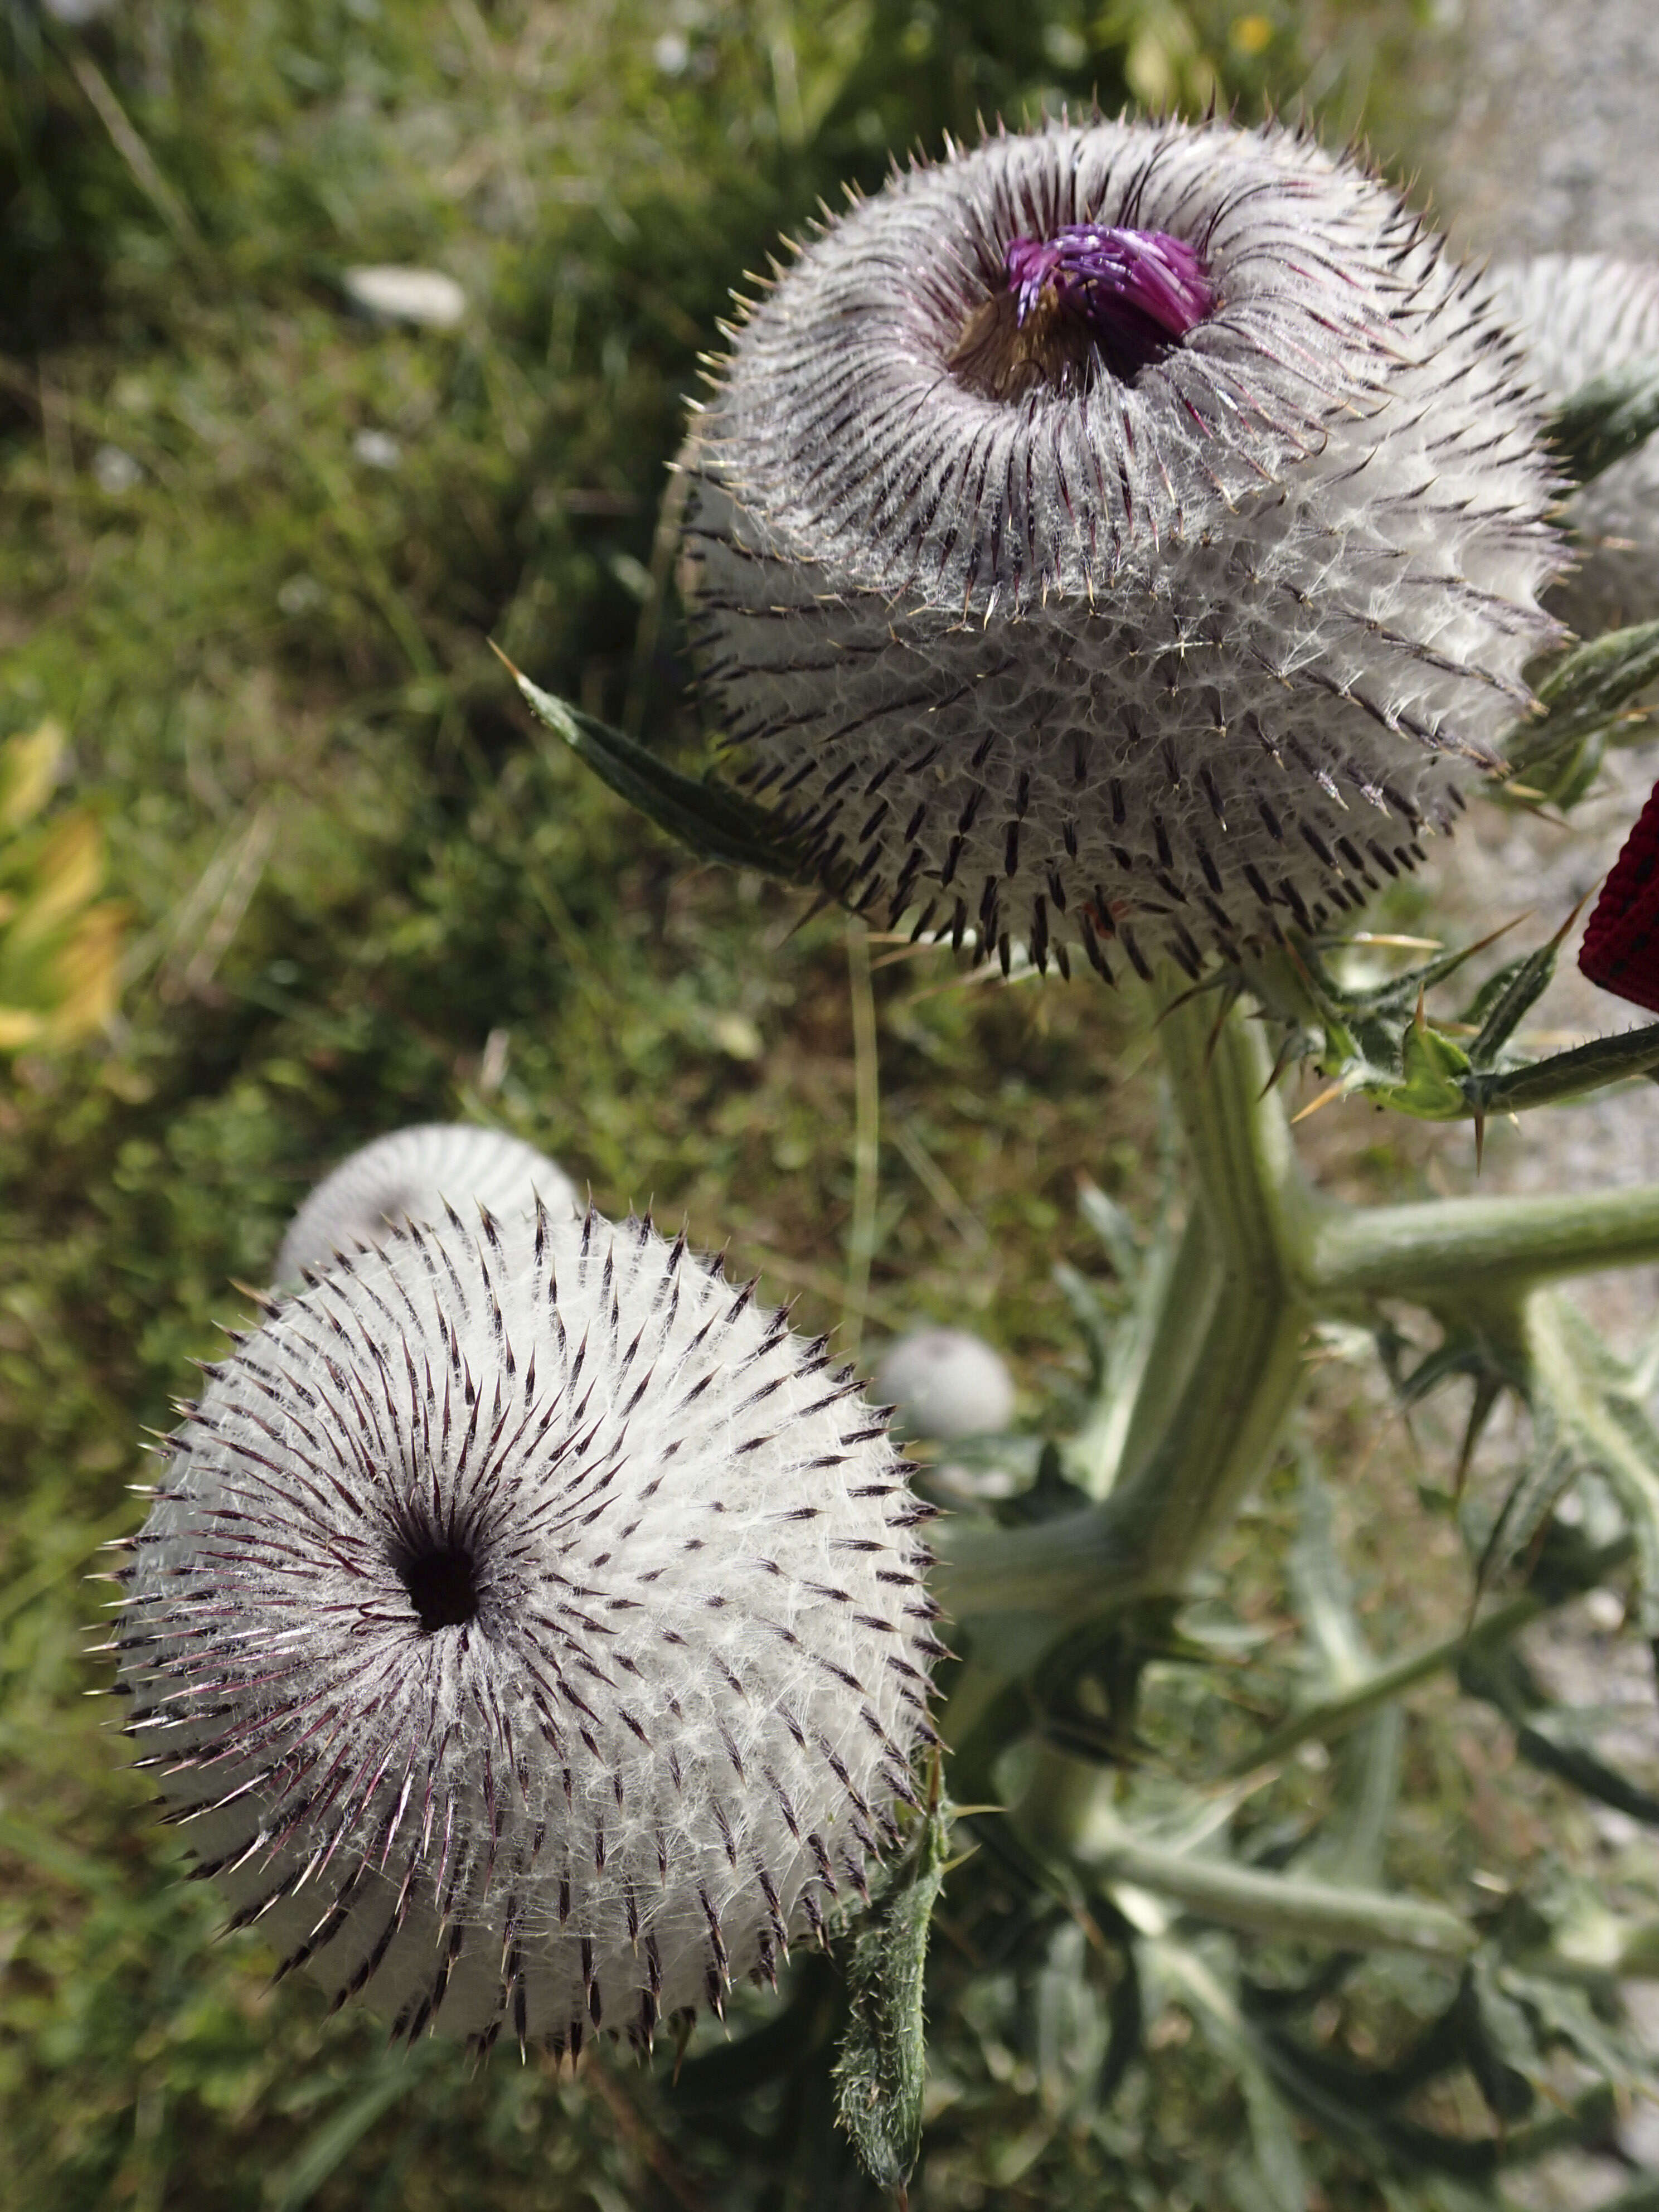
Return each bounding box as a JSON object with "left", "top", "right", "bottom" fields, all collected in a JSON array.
[
  {"left": 1303, "top": 1182, "right": 1659, "bottom": 1304},
  {"left": 942, "top": 1004, "right": 1318, "bottom": 1628},
  {"left": 1221, "top": 1534, "right": 1635, "bottom": 1779},
  {"left": 842, "top": 918, "right": 881, "bottom": 1364},
  {"left": 1079, "top": 1826, "right": 1478, "bottom": 1959},
  {"left": 1103, "top": 996, "right": 1309, "bottom": 1585},
  {"left": 938, "top": 997, "right": 1311, "bottom": 1620},
  {"left": 1072, "top": 1200, "right": 1219, "bottom": 1499}
]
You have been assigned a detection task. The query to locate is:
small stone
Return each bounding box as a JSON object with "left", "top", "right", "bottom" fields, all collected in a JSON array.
[
  {"left": 352, "top": 428, "right": 401, "bottom": 471},
  {"left": 91, "top": 445, "right": 142, "bottom": 494},
  {"left": 341, "top": 265, "right": 467, "bottom": 331},
  {"left": 276, "top": 574, "right": 326, "bottom": 617}
]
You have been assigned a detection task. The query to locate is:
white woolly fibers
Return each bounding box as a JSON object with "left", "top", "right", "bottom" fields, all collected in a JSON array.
[
  {"left": 116, "top": 1204, "right": 938, "bottom": 2056},
  {"left": 275, "top": 1124, "right": 579, "bottom": 1287},
  {"left": 686, "top": 115, "right": 1567, "bottom": 981},
  {"left": 1488, "top": 253, "right": 1659, "bottom": 633}
]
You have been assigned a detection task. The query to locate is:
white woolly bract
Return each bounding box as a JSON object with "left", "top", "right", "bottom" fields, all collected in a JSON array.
[
  {"left": 1487, "top": 253, "right": 1659, "bottom": 633},
  {"left": 686, "top": 115, "right": 1566, "bottom": 981},
  {"left": 115, "top": 1205, "right": 937, "bottom": 2056},
  {"left": 275, "top": 1124, "right": 579, "bottom": 1288}
]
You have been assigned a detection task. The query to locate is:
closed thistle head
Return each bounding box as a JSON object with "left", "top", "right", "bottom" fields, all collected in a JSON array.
[
  {"left": 685, "top": 114, "right": 1568, "bottom": 983},
  {"left": 1487, "top": 252, "right": 1659, "bottom": 633},
  {"left": 113, "top": 1202, "right": 938, "bottom": 2058},
  {"left": 275, "top": 1124, "right": 580, "bottom": 1288}
]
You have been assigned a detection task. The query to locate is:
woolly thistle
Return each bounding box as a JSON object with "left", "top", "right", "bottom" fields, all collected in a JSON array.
[
  {"left": 1487, "top": 253, "right": 1659, "bottom": 634},
  {"left": 683, "top": 114, "right": 1568, "bottom": 982},
  {"left": 275, "top": 1123, "right": 579, "bottom": 1288},
  {"left": 111, "top": 1201, "right": 938, "bottom": 2056}
]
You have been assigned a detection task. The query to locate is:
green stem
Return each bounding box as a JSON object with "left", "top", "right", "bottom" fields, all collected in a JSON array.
[
  {"left": 1304, "top": 1182, "right": 1659, "bottom": 1306},
  {"left": 1099, "top": 996, "right": 1312, "bottom": 1583},
  {"left": 938, "top": 997, "right": 1310, "bottom": 1620},
  {"left": 841, "top": 918, "right": 880, "bottom": 1365},
  {"left": 1220, "top": 1534, "right": 1636, "bottom": 1778},
  {"left": 1080, "top": 1826, "right": 1476, "bottom": 1959},
  {"left": 1074, "top": 1201, "right": 1219, "bottom": 1499}
]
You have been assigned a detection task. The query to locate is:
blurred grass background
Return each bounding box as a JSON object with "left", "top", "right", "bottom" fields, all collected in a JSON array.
[{"left": 1, "top": 3, "right": 1590, "bottom": 2206}]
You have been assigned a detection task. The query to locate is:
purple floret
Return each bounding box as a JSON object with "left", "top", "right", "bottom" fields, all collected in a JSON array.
[{"left": 1003, "top": 225, "right": 1215, "bottom": 370}]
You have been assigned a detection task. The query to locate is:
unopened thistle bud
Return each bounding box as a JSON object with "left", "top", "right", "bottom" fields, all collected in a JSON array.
[
  {"left": 114, "top": 1204, "right": 938, "bottom": 2056},
  {"left": 1487, "top": 253, "right": 1659, "bottom": 633},
  {"left": 275, "top": 1124, "right": 579, "bottom": 1288},
  {"left": 685, "top": 115, "right": 1566, "bottom": 981},
  {"left": 877, "top": 1326, "right": 1016, "bottom": 1443}
]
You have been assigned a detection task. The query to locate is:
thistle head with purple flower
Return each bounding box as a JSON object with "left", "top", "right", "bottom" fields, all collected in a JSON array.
[{"left": 685, "top": 114, "right": 1566, "bottom": 983}]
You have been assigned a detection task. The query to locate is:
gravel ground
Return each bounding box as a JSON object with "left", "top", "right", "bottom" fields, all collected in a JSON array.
[
  {"left": 1389, "top": 12, "right": 1659, "bottom": 2194},
  {"left": 1428, "top": 0, "right": 1659, "bottom": 261}
]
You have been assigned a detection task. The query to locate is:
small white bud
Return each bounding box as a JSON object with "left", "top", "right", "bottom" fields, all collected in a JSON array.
[
  {"left": 1487, "top": 253, "right": 1659, "bottom": 632},
  {"left": 274, "top": 1124, "right": 579, "bottom": 1288},
  {"left": 876, "top": 1326, "right": 1016, "bottom": 1442}
]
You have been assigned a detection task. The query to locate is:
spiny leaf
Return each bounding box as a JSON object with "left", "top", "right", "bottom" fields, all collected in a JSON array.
[
  {"left": 1459, "top": 1641, "right": 1659, "bottom": 1826},
  {"left": 832, "top": 1786, "right": 950, "bottom": 2199},
  {"left": 1522, "top": 1292, "right": 1659, "bottom": 1631},
  {"left": 1471, "top": 1434, "right": 1578, "bottom": 1607},
  {"left": 1549, "top": 359, "right": 1659, "bottom": 487},
  {"left": 500, "top": 652, "right": 812, "bottom": 882},
  {"left": 1510, "top": 617, "right": 1659, "bottom": 780},
  {"left": 1466, "top": 938, "right": 1563, "bottom": 1069},
  {"left": 1462, "top": 1021, "right": 1659, "bottom": 1117}
]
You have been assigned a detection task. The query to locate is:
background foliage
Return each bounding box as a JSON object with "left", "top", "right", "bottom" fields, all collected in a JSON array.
[{"left": 4, "top": 4, "right": 1654, "bottom": 2209}]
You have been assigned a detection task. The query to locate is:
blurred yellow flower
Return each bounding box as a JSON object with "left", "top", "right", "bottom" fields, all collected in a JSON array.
[{"left": 0, "top": 720, "right": 125, "bottom": 1052}]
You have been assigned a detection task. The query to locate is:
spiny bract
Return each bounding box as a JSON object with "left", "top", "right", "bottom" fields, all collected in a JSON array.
[
  {"left": 685, "top": 114, "right": 1566, "bottom": 983},
  {"left": 274, "top": 1122, "right": 580, "bottom": 1288},
  {"left": 114, "top": 1202, "right": 938, "bottom": 2058},
  {"left": 1488, "top": 252, "right": 1659, "bottom": 633}
]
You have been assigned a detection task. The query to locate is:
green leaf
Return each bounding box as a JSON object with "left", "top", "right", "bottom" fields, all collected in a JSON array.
[
  {"left": 1549, "top": 358, "right": 1659, "bottom": 486},
  {"left": 1376, "top": 1010, "right": 1469, "bottom": 1122},
  {"left": 1289, "top": 1454, "right": 1367, "bottom": 1691},
  {"left": 1462, "top": 1022, "right": 1659, "bottom": 1117},
  {"left": 1456, "top": 1956, "right": 1536, "bottom": 2124},
  {"left": 1465, "top": 939, "right": 1561, "bottom": 1069},
  {"left": 1524, "top": 1291, "right": 1659, "bottom": 1631},
  {"left": 832, "top": 1788, "right": 951, "bottom": 2198},
  {"left": 1460, "top": 1640, "right": 1659, "bottom": 1825},
  {"left": 1076, "top": 1177, "right": 1143, "bottom": 1284},
  {"left": 506, "top": 661, "right": 812, "bottom": 882},
  {"left": 268, "top": 2049, "right": 437, "bottom": 2212},
  {"left": 1520, "top": 617, "right": 1659, "bottom": 751},
  {"left": 1146, "top": 1940, "right": 1311, "bottom": 2212}
]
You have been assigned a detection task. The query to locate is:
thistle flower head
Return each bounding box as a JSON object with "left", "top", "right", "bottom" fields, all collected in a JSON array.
[
  {"left": 954, "top": 224, "right": 1217, "bottom": 396},
  {"left": 686, "top": 115, "right": 1566, "bottom": 982},
  {"left": 275, "top": 1124, "right": 579, "bottom": 1288},
  {"left": 115, "top": 1203, "right": 937, "bottom": 2056},
  {"left": 1487, "top": 252, "right": 1659, "bottom": 632}
]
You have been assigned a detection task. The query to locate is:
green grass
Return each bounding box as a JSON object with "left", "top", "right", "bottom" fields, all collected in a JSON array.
[{"left": 7, "top": 4, "right": 1619, "bottom": 2208}]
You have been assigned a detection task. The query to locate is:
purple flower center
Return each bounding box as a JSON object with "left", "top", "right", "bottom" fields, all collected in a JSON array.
[{"left": 1002, "top": 225, "right": 1215, "bottom": 372}]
